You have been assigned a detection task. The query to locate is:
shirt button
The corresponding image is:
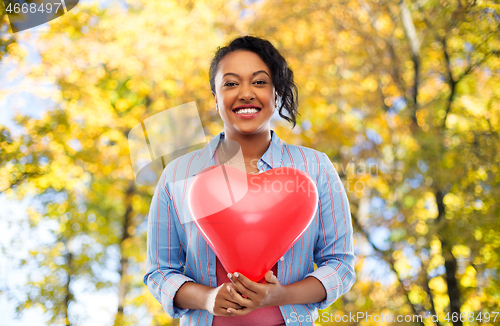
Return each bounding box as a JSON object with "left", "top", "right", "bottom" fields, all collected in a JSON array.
[
  {"left": 280, "top": 256, "right": 284, "bottom": 261},
  {"left": 286, "top": 319, "right": 290, "bottom": 324}
]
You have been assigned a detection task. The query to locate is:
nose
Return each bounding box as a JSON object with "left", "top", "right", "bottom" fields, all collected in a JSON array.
[{"left": 239, "top": 82, "right": 255, "bottom": 102}]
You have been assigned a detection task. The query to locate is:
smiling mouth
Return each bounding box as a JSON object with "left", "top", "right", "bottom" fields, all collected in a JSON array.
[{"left": 233, "top": 107, "right": 262, "bottom": 114}]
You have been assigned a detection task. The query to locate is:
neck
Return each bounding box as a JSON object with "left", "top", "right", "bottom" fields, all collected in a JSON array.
[{"left": 222, "top": 128, "right": 272, "bottom": 163}]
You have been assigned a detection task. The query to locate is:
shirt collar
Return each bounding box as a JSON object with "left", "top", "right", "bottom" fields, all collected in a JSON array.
[{"left": 205, "top": 129, "right": 284, "bottom": 169}]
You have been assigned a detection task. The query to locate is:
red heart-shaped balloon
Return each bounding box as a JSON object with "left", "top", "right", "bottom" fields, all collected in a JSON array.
[{"left": 188, "top": 165, "right": 318, "bottom": 282}]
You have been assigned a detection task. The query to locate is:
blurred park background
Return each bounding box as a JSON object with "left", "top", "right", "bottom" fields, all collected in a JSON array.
[{"left": 1, "top": 0, "right": 499, "bottom": 325}]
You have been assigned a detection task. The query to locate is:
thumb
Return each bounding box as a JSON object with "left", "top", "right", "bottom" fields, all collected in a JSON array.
[{"left": 264, "top": 270, "right": 276, "bottom": 283}]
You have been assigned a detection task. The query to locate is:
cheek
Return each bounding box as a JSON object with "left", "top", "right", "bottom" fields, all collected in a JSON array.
[
  {"left": 268, "top": 95, "right": 276, "bottom": 108},
  {"left": 223, "top": 93, "right": 237, "bottom": 105}
]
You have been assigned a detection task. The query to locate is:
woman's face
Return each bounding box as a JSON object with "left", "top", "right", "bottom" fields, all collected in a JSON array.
[{"left": 213, "top": 50, "right": 277, "bottom": 136}]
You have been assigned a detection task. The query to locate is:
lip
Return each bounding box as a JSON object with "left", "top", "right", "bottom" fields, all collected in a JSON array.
[
  {"left": 232, "top": 104, "right": 262, "bottom": 112},
  {"left": 232, "top": 104, "right": 262, "bottom": 120},
  {"left": 233, "top": 109, "right": 262, "bottom": 119}
]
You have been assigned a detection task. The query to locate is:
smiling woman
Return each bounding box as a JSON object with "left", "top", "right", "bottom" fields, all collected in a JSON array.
[
  {"left": 213, "top": 50, "right": 278, "bottom": 174},
  {"left": 209, "top": 37, "right": 298, "bottom": 175},
  {"left": 144, "top": 35, "right": 356, "bottom": 326}
]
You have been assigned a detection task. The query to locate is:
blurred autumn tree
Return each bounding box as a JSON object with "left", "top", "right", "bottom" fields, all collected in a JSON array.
[
  {"left": 1, "top": 0, "right": 244, "bottom": 325},
  {"left": 0, "top": 0, "right": 499, "bottom": 325},
  {"left": 0, "top": 0, "right": 16, "bottom": 61},
  {"left": 244, "top": 0, "right": 500, "bottom": 325}
]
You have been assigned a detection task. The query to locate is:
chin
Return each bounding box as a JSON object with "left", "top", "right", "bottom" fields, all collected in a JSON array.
[
  {"left": 235, "top": 126, "right": 260, "bottom": 134},
  {"left": 226, "top": 119, "right": 271, "bottom": 135}
]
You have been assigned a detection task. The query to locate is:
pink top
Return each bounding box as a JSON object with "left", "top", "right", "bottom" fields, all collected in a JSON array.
[
  {"left": 212, "top": 257, "right": 285, "bottom": 326},
  {"left": 212, "top": 148, "right": 286, "bottom": 326}
]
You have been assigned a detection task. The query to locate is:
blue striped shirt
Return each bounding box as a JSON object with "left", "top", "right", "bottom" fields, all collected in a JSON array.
[{"left": 144, "top": 129, "right": 356, "bottom": 326}]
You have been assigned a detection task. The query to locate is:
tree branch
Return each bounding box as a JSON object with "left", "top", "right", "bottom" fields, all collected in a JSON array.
[
  {"left": 114, "top": 181, "right": 136, "bottom": 326},
  {"left": 351, "top": 213, "right": 424, "bottom": 325},
  {"left": 353, "top": 0, "right": 410, "bottom": 114},
  {"left": 420, "top": 260, "right": 441, "bottom": 326},
  {"left": 399, "top": 0, "right": 421, "bottom": 122},
  {"left": 456, "top": 50, "right": 499, "bottom": 84},
  {"left": 440, "top": 36, "right": 457, "bottom": 129}
]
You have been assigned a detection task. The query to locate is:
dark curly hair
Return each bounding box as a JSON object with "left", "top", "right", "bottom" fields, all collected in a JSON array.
[{"left": 209, "top": 35, "right": 299, "bottom": 128}]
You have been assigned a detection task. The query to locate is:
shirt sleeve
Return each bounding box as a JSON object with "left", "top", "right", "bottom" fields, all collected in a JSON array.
[
  {"left": 305, "top": 152, "right": 356, "bottom": 310},
  {"left": 143, "top": 168, "right": 195, "bottom": 319}
]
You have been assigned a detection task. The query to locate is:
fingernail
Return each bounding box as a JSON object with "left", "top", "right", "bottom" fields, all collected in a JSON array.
[
  {"left": 226, "top": 285, "right": 231, "bottom": 292},
  {"left": 234, "top": 272, "right": 239, "bottom": 277},
  {"left": 227, "top": 309, "right": 232, "bottom": 313},
  {"left": 227, "top": 273, "right": 232, "bottom": 279}
]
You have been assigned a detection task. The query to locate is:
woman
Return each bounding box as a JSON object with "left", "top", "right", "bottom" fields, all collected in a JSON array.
[{"left": 144, "top": 35, "right": 356, "bottom": 326}]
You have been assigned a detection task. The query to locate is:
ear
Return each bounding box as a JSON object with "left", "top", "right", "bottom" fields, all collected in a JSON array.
[{"left": 212, "top": 92, "right": 218, "bottom": 107}]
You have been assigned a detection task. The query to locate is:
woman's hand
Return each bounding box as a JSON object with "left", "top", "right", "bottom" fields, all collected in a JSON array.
[
  {"left": 205, "top": 282, "right": 245, "bottom": 316},
  {"left": 225, "top": 270, "right": 287, "bottom": 315}
]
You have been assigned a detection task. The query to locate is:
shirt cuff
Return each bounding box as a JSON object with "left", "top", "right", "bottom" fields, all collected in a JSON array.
[
  {"left": 151, "top": 272, "right": 195, "bottom": 319},
  {"left": 305, "top": 265, "right": 343, "bottom": 310}
]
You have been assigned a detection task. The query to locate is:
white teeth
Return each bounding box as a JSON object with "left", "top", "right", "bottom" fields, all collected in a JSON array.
[{"left": 235, "top": 108, "right": 259, "bottom": 114}]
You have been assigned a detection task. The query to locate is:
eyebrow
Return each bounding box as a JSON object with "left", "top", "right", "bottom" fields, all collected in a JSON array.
[{"left": 222, "top": 70, "right": 270, "bottom": 78}]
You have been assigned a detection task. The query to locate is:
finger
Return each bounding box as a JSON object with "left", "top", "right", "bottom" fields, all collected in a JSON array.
[
  {"left": 226, "top": 284, "right": 251, "bottom": 307},
  {"left": 222, "top": 300, "right": 244, "bottom": 310},
  {"left": 231, "top": 272, "right": 260, "bottom": 293},
  {"left": 214, "top": 305, "right": 234, "bottom": 317},
  {"left": 223, "top": 286, "right": 245, "bottom": 308},
  {"left": 264, "top": 270, "right": 279, "bottom": 284},
  {"left": 264, "top": 270, "right": 274, "bottom": 283},
  {"left": 227, "top": 273, "right": 256, "bottom": 297},
  {"left": 226, "top": 284, "right": 246, "bottom": 303},
  {"left": 229, "top": 280, "right": 253, "bottom": 299},
  {"left": 270, "top": 273, "right": 279, "bottom": 284},
  {"left": 227, "top": 307, "right": 251, "bottom": 316}
]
